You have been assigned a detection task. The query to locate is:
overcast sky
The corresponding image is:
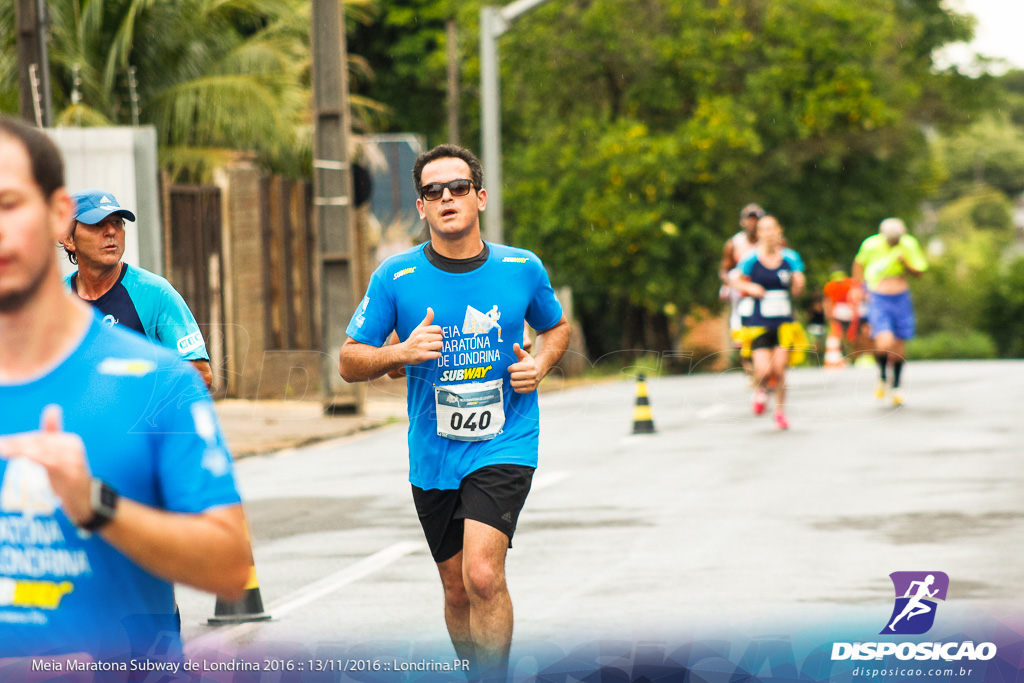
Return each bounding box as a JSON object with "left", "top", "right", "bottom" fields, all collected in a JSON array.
[{"left": 935, "top": 0, "right": 1024, "bottom": 73}]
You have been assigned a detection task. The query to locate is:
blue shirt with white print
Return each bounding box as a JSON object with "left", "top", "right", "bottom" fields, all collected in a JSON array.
[
  {"left": 0, "top": 312, "right": 240, "bottom": 660},
  {"left": 738, "top": 248, "right": 805, "bottom": 327},
  {"left": 346, "top": 242, "right": 563, "bottom": 490},
  {"left": 65, "top": 263, "right": 209, "bottom": 362}
]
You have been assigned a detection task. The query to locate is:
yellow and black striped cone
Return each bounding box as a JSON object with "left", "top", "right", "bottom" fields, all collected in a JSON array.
[
  {"left": 208, "top": 566, "right": 270, "bottom": 624},
  {"left": 631, "top": 373, "right": 656, "bottom": 434},
  {"left": 208, "top": 524, "right": 271, "bottom": 624}
]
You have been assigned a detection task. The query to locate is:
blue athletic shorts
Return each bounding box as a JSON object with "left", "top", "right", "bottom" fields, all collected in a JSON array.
[{"left": 867, "top": 291, "right": 915, "bottom": 340}]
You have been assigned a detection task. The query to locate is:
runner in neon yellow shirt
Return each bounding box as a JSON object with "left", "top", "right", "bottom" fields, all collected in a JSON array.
[{"left": 852, "top": 218, "right": 928, "bottom": 405}]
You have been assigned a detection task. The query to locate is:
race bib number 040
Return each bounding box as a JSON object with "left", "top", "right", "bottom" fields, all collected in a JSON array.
[{"left": 435, "top": 378, "right": 505, "bottom": 442}]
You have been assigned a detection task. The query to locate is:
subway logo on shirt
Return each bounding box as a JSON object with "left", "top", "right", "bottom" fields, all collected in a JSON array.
[{"left": 439, "top": 365, "right": 493, "bottom": 382}]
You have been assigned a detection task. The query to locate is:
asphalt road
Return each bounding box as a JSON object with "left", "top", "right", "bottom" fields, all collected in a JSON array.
[{"left": 176, "top": 360, "right": 1023, "bottom": 667}]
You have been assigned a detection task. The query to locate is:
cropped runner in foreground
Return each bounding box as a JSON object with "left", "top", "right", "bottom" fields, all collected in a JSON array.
[
  {"left": 731, "top": 216, "right": 807, "bottom": 430},
  {"left": 852, "top": 218, "right": 928, "bottom": 406},
  {"left": 0, "top": 115, "right": 249, "bottom": 665},
  {"left": 338, "top": 144, "right": 570, "bottom": 679}
]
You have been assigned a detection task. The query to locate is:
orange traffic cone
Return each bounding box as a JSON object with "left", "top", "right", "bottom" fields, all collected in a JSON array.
[
  {"left": 631, "top": 373, "right": 656, "bottom": 434},
  {"left": 208, "top": 524, "right": 271, "bottom": 624},
  {"left": 824, "top": 333, "right": 847, "bottom": 370}
]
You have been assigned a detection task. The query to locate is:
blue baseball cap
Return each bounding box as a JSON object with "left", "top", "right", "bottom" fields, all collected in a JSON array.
[{"left": 71, "top": 189, "right": 137, "bottom": 225}]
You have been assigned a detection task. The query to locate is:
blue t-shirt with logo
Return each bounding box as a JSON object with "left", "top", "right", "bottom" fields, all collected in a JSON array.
[
  {"left": 0, "top": 313, "right": 240, "bottom": 660},
  {"left": 65, "top": 263, "right": 209, "bottom": 362},
  {"left": 738, "top": 249, "right": 805, "bottom": 328},
  {"left": 346, "top": 242, "right": 563, "bottom": 490}
]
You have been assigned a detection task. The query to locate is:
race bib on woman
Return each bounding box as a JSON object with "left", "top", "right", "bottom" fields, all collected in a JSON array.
[{"left": 760, "top": 290, "right": 792, "bottom": 318}]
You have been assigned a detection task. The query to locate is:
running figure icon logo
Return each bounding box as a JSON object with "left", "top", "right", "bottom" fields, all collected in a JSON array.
[
  {"left": 881, "top": 571, "right": 949, "bottom": 635},
  {"left": 462, "top": 305, "right": 502, "bottom": 341}
]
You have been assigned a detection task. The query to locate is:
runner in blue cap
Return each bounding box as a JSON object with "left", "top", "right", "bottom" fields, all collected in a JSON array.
[{"left": 60, "top": 189, "right": 213, "bottom": 389}]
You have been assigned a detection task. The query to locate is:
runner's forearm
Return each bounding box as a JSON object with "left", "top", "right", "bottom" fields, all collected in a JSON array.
[
  {"left": 101, "top": 502, "right": 250, "bottom": 600},
  {"left": 851, "top": 262, "right": 864, "bottom": 285},
  {"left": 533, "top": 317, "right": 571, "bottom": 379},
  {"left": 900, "top": 259, "right": 924, "bottom": 277},
  {"left": 339, "top": 338, "right": 409, "bottom": 382},
  {"left": 730, "top": 277, "right": 761, "bottom": 297},
  {"left": 190, "top": 359, "right": 213, "bottom": 390},
  {"left": 720, "top": 245, "right": 735, "bottom": 284}
]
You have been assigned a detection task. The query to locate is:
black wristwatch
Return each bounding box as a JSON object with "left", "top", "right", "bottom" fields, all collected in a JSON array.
[{"left": 79, "top": 479, "right": 119, "bottom": 532}]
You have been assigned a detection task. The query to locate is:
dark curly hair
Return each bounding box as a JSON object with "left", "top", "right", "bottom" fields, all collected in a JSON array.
[
  {"left": 63, "top": 221, "right": 79, "bottom": 265},
  {"left": 412, "top": 144, "right": 484, "bottom": 198}
]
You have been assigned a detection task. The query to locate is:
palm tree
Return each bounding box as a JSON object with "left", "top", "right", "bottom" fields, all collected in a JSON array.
[
  {"left": 0, "top": 3, "right": 20, "bottom": 114},
  {"left": 2, "top": 0, "right": 384, "bottom": 181}
]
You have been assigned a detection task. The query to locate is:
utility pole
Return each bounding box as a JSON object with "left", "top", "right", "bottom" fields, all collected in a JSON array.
[
  {"left": 311, "top": 0, "right": 364, "bottom": 413},
  {"left": 15, "top": 0, "right": 53, "bottom": 126},
  {"left": 480, "top": 0, "right": 555, "bottom": 244},
  {"left": 446, "top": 19, "right": 460, "bottom": 145},
  {"left": 128, "top": 66, "right": 141, "bottom": 127}
]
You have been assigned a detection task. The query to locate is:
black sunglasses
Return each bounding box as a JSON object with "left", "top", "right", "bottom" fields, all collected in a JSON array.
[{"left": 420, "top": 178, "right": 475, "bottom": 201}]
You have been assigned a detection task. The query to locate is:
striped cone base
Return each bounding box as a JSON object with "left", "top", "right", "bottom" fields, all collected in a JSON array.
[
  {"left": 632, "top": 374, "right": 656, "bottom": 434},
  {"left": 208, "top": 567, "right": 271, "bottom": 624},
  {"left": 824, "top": 334, "right": 846, "bottom": 370}
]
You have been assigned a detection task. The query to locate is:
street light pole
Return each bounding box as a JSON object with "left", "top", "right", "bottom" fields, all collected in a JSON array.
[{"left": 480, "top": 0, "right": 555, "bottom": 244}]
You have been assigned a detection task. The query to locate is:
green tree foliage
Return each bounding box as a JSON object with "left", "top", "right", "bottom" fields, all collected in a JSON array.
[
  {"left": 983, "top": 257, "right": 1024, "bottom": 358},
  {"left": 913, "top": 253, "right": 994, "bottom": 339},
  {"left": 913, "top": 189, "right": 1012, "bottom": 347},
  {"left": 493, "top": 0, "right": 977, "bottom": 354},
  {"left": 936, "top": 187, "right": 1014, "bottom": 242},
  {"left": 346, "top": 0, "right": 981, "bottom": 355},
  {"left": 916, "top": 248, "right": 1024, "bottom": 359},
  {"left": 348, "top": 0, "right": 455, "bottom": 146},
  {"left": 905, "top": 330, "right": 997, "bottom": 360},
  {"left": 936, "top": 115, "right": 1024, "bottom": 200},
  {"left": 1, "top": 0, "right": 380, "bottom": 181},
  {"left": 311, "top": 0, "right": 988, "bottom": 356},
  {"left": 995, "top": 69, "right": 1024, "bottom": 127},
  {"left": 920, "top": 70, "right": 1024, "bottom": 358},
  {"left": 0, "top": 5, "right": 15, "bottom": 113}
]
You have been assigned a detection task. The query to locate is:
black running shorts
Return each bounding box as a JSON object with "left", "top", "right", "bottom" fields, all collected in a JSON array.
[
  {"left": 751, "top": 327, "right": 781, "bottom": 351},
  {"left": 411, "top": 464, "right": 535, "bottom": 563}
]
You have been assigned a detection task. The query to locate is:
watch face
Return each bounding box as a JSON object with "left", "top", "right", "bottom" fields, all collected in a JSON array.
[
  {"left": 84, "top": 480, "right": 119, "bottom": 531},
  {"left": 99, "top": 484, "right": 118, "bottom": 510}
]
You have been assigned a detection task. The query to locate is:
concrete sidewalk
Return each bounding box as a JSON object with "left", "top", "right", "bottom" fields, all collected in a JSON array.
[{"left": 215, "top": 376, "right": 409, "bottom": 459}]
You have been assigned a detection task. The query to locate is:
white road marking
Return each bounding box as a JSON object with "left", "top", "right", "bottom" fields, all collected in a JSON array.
[
  {"left": 189, "top": 472, "right": 570, "bottom": 649},
  {"left": 189, "top": 540, "right": 425, "bottom": 647},
  {"left": 697, "top": 403, "right": 731, "bottom": 419}
]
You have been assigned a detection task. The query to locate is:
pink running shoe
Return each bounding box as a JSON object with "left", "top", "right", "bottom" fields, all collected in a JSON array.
[
  {"left": 752, "top": 389, "right": 767, "bottom": 415},
  {"left": 774, "top": 411, "right": 789, "bottom": 430}
]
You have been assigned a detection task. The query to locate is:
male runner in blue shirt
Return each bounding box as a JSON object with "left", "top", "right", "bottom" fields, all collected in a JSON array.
[
  {"left": 339, "top": 144, "right": 570, "bottom": 678},
  {"left": 0, "top": 115, "right": 249, "bottom": 663},
  {"left": 60, "top": 189, "right": 213, "bottom": 389}
]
